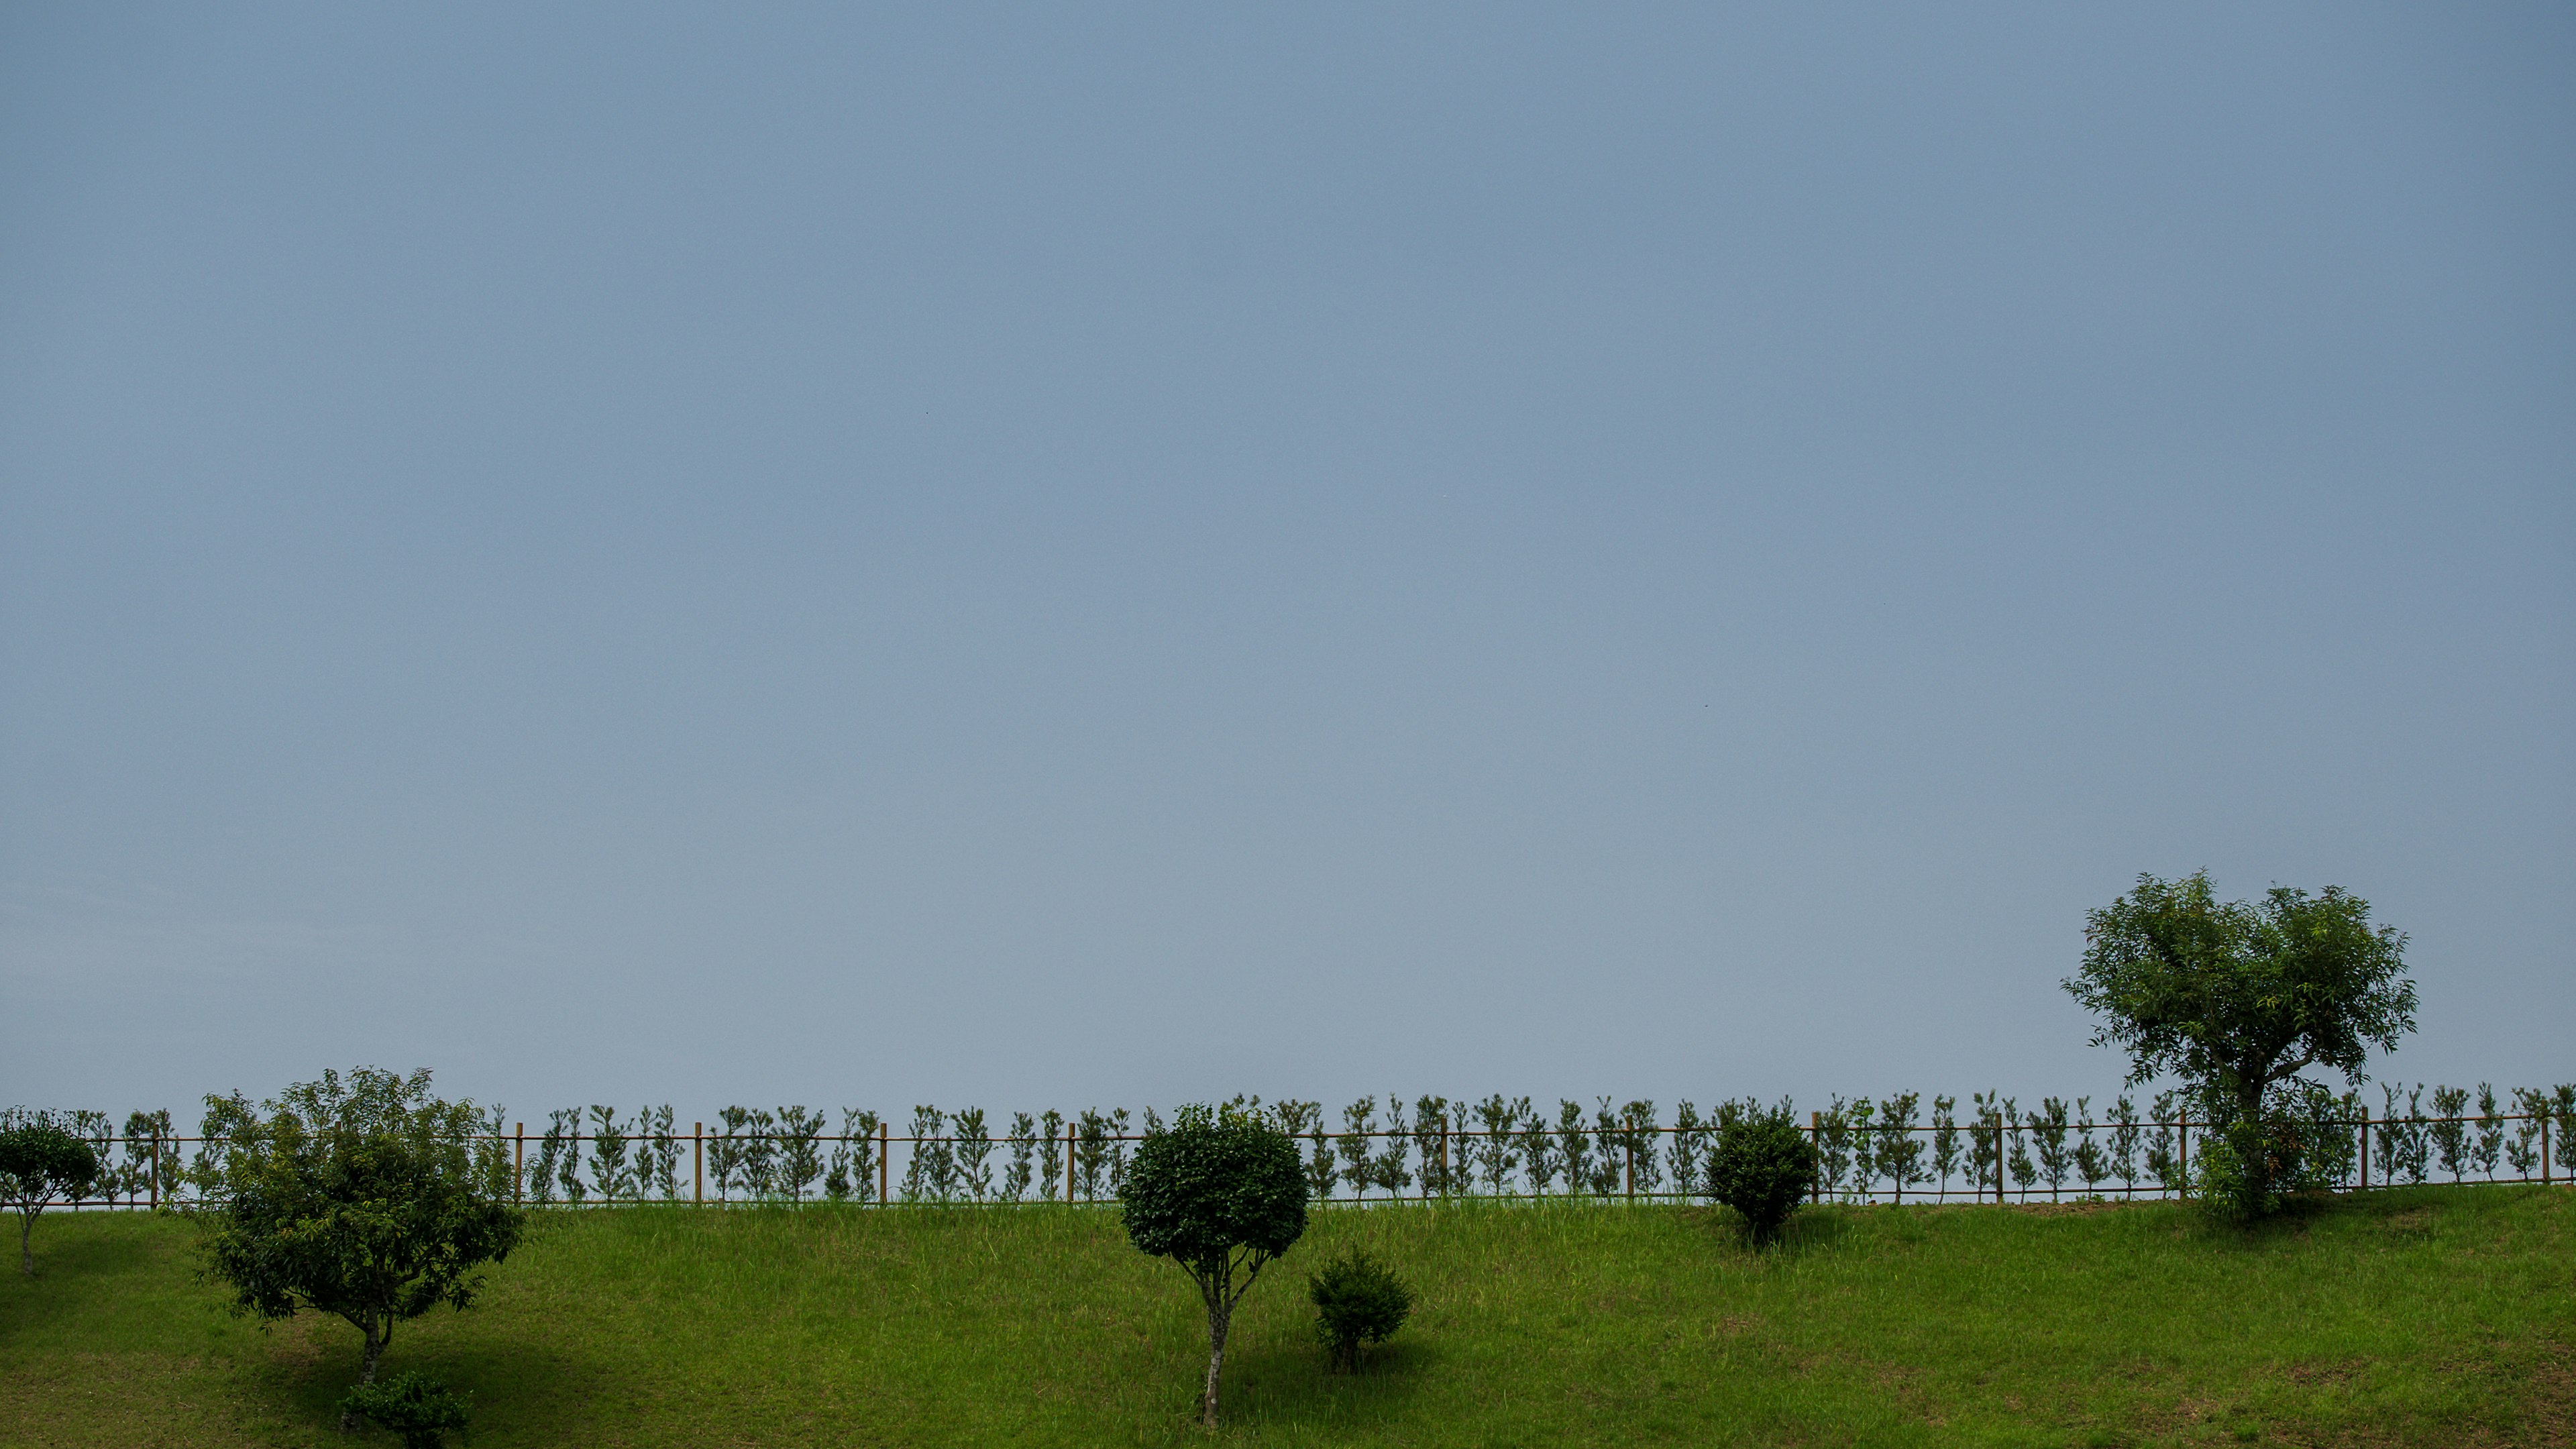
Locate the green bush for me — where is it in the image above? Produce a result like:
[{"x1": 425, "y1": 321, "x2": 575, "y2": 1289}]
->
[
  {"x1": 1307, "y1": 1248, "x2": 1414, "y2": 1372},
  {"x1": 1705, "y1": 1099, "x2": 1817, "y2": 1242},
  {"x1": 337, "y1": 1371, "x2": 472, "y2": 1448}
]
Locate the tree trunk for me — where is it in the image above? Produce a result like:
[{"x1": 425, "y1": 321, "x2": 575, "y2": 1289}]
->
[
  {"x1": 339, "y1": 1320, "x2": 386, "y2": 1432},
  {"x1": 1201, "y1": 1297, "x2": 1230, "y2": 1429},
  {"x1": 18, "y1": 1210, "x2": 32, "y2": 1275}
]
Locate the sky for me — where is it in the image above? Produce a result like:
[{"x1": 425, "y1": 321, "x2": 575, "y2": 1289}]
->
[{"x1": 3, "y1": 3, "x2": 2570, "y2": 1131}]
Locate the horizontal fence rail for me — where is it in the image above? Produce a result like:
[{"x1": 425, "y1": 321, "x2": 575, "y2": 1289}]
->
[{"x1": 21, "y1": 1089, "x2": 2576, "y2": 1212}]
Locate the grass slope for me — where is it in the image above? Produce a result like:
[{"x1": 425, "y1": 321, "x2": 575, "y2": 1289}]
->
[{"x1": 3, "y1": 1187, "x2": 2571, "y2": 1447}]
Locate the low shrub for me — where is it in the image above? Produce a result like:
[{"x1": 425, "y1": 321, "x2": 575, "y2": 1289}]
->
[
  {"x1": 1307, "y1": 1247, "x2": 1414, "y2": 1372},
  {"x1": 1705, "y1": 1099, "x2": 1817, "y2": 1242},
  {"x1": 337, "y1": 1371, "x2": 472, "y2": 1449}
]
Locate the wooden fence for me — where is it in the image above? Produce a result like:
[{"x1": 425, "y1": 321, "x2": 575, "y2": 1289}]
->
[{"x1": 44, "y1": 1107, "x2": 2571, "y2": 1211}]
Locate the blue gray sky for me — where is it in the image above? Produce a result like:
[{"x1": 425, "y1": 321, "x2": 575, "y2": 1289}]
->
[{"x1": 4, "y1": 4, "x2": 2569, "y2": 1128}]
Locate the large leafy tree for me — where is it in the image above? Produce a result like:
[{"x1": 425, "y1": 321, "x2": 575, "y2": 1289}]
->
[
  {"x1": 1118, "y1": 1102, "x2": 1307, "y2": 1428},
  {"x1": 2064, "y1": 871, "x2": 2415, "y2": 1214},
  {"x1": 197, "y1": 1067, "x2": 523, "y2": 1430},
  {"x1": 0, "y1": 1112, "x2": 103, "y2": 1275}
]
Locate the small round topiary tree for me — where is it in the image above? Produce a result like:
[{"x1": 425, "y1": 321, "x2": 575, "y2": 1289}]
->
[
  {"x1": 1307, "y1": 1247, "x2": 1413, "y2": 1373},
  {"x1": 1118, "y1": 1102, "x2": 1307, "y2": 1428},
  {"x1": 1705, "y1": 1099, "x2": 1817, "y2": 1244},
  {"x1": 0, "y1": 1114, "x2": 103, "y2": 1275}
]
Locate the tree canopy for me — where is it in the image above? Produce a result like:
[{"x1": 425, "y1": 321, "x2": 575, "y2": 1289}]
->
[
  {"x1": 2064, "y1": 871, "x2": 2415, "y2": 1213},
  {"x1": 1118, "y1": 1102, "x2": 1307, "y2": 1428},
  {"x1": 0, "y1": 1112, "x2": 102, "y2": 1275},
  {"x1": 197, "y1": 1067, "x2": 523, "y2": 1428}
]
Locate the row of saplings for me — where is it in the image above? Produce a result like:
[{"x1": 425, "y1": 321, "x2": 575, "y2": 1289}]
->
[{"x1": 0, "y1": 1071, "x2": 1817, "y2": 1439}]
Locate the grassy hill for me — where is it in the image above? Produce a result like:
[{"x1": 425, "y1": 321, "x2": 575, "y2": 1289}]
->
[{"x1": 4, "y1": 1185, "x2": 2569, "y2": 1447}]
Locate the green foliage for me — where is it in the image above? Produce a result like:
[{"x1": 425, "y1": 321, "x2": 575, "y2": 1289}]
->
[
  {"x1": 194, "y1": 1067, "x2": 523, "y2": 1421},
  {"x1": 1704, "y1": 1099, "x2": 1817, "y2": 1242},
  {"x1": 2066, "y1": 871, "x2": 2416, "y2": 1214},
  {"x1": 2195, "y1": 1082, "x2": 2361, "y2": 1221},
  {"x1": 1119, "y1": 1102, "x2": 1308, "y2": 1426},
  {"x1": 1306, "y1": 1247, "x2": 1414, "y2": 1373},
  {"x1": 0, "y1": 1111, "x2": 103, "y2": 1274},
  {"x1": 339, "y1": 1369, "x2": 473, "y2": 1448}
]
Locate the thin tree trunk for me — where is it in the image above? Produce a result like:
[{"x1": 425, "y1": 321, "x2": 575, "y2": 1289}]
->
[
  {"x1": 1201, "y1": 1297, "x2": 1230, "y2": 1429},
  {"x1": 19, "y1": 1210, "x2": 33, "y2": 1275},
  {"x1": 339, "y1": 1320, "x2": 386, "y2": 1432}
]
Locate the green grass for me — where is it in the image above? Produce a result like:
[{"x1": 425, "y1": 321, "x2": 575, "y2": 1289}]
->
[{"x1": 4, "y1": 1187, "x2": 2571, "y2": 1447}]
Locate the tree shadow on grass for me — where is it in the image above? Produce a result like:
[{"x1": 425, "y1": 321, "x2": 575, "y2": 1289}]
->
[
  {"x1": 233, "y1": 1326, "x2": 606, "y2": 1446},
  {"x1": 1673, "y1": 1203, "x2": 1858, "y2": 1260},
  {"x1": 1214, "y1": 1333, "x2": 1440, "y2": 1434},
  {"x1": 0, "y1": 1222, "x2": 162, "y2": 1344}
]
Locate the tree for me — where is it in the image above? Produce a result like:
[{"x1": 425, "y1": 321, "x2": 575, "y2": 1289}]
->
[
  {"x1": 2064, "y1": 871, "x2": 2416, "y2": 1218},
  {"x1": 1705, "y1": 1099, "x2": 1817, "y2": 1242},
  {"x1": 1307, "y1": 1248, "x2": 1414, "y2": 1372},
  {"x1": 1117, "y1": 1102, "x2": 1308, "y2": 1428},
  {"x1": 197, "y1": 1067, "x2": 524, "y2": 1431},
  {"x1": 0, "y1": 1112, "x2": 103, "y2": 1275}
]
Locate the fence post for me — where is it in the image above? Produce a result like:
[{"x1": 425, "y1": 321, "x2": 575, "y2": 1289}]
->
[
  {"x1": 1994, "y1": 1120, "x2": 2004, "y2": 1206},
  {"x1": 2178, "y1": 1113, "x2": 2190, "y2": 1200},
  {"x1": 2544, "y1": 1111, "x2": 2553, "y2": 1187},
  {"x1": 880, "y1": 1118, "x2": 892, "y2": 1204},
  {"x1": 1809, "y1": 1112, "x2": 1821, "y2": 1203},
  {"x1": 692, "y1": 1123, "x2": 702, "y2": 1205},
  {"x1": 514, "y1": 1124, "x2": 525, "y2": 1206},
  {"x1": 2357, "y1": 1104, "x2": 2368, "y2": 1190},
  {"x1": 1064, "y1": 1124, "x2": 1075, "y2": 1203},
  {"x1": 149, "y1": 1128, "x2": 160, "y2": 1212}
]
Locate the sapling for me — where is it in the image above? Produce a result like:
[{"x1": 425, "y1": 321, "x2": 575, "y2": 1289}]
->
[
  {"x1": 775, "y1": 1106, "x2": 826, "y2": 1202},
  {"x1": 2145, "y1": 1091, "x2": 2180, "y2": 1195},
  {"x1": 1411, "y1": 1097, "x2": 1454, "y2": 1198},
  {"x1": 1371, "y1": 1099, "x2": 1413, "y2": 1199},
  {"x1": 710, "y1": 1108, "x2": 748, "y2": 1203},
  {"x1": 1556, "y1": 1101, "x2": 1592, "y2": 1198},
  {"x1": 740, "y1": 1108, "x2": 780, "y2": 1199},
  {"x1": 1876, "y1": 1093, "x2": 1923, "y2": 1203},
  {"x1": 122, "y1": 1110, "x2": 179, "y2": 1208},
  {"x1": 1930, "y1": 1096, "x2": 1960, "y2": 1199},
  {"x1": 550, "y1": 1107, "x2": 588, "y2": 1205},
  {"x1": 942, "y1": 1108, "x2": 989, "y2": 1201},
  {"x1": 2429, "y1": 1086, "x2": 2470, "y2": 1182},
  {"x1": 904, "y1": 1106, "x2": 951, "y2": 1201},
  {"x1": 2072, "y1": 1097, "x2": 2106, "y2": 1198},
  {"x1": 1843, "y1": 1098, "x2": 1876, "y2": 1203},
  {"x1": 1668, "y1": 1101, "x2": 1708, "y2": 1197},
  {"x1": 645, "y1": 1106, "x2": 680, "y2": 1199},
  {"x1": 588, "y1": 1106, "x2": 632, "y2": 1202},
  {"x1": 2381, "y1": 1085, "x2": 2428, "y2": 1185},
  {"x1": 1616, "y1": 1101, "x2": 1662, "y2": 1196},
  {"x1": 2108, "y1": 1095, "x2": 2140, "y2": 1195},
  {"x1": 2003, "y1": 1099, "x2": 2036, "y2": 1201},
  {"x1": 1475, "y1": 1094, "x2": 1526, "y2": 1195},
  {"x1": 1108, "y1": 1109, "x2": 1134, "y2": 1194},
  {"x1": 1968, "y1": 1093, "x2": 2002, "y2": 1199},
  {"x1": 1813, "y1": 1098, "x2": 1851, "y2": 1201},
  {"x1": 1337, "y1": 1098, "x2": 1377, "y2": 1201},
  {"x1": 2034, "y1": 1097, "x2": 2072, "y2": 1201},
  {"x1": 1074, "y1": 1109, "x2": 1114, "y2": 1202},
  {"x1": 1037, "y1": 1110, "x2": 1064, "y2": 1201},
  {"x1": 2503, "y1": 1088, "x2": 2540, "y2": 1179},
  {"x1": 2473, "y1": 1085, "x2": 2502, "y2": 1180},
  {"x1": 1521, "y1": 1106, "x2": 1560, "y2": 1195},
  {"x1": 1003, "y1": 1112, "x2": 1036, "y2": 1201}
]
